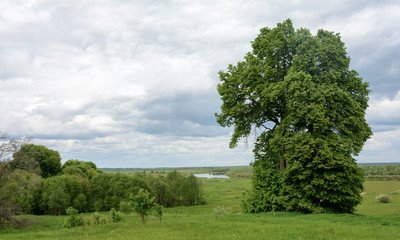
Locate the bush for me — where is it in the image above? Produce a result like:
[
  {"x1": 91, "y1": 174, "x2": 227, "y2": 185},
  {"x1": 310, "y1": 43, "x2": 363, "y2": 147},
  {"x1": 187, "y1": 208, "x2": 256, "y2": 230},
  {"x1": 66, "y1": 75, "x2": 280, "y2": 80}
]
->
[
  {"x1": 64, "y1": 207, "x2": 83, "y2": 228},
  {"x1": 89, "y1": 212, "x2": 106, "y2": 225},
  {"x1": 376, "y1": 194, "x2": 391, "y2": 203},
  {"x1": 110, "y1": 208, "x2": 123, "y2": 222}
]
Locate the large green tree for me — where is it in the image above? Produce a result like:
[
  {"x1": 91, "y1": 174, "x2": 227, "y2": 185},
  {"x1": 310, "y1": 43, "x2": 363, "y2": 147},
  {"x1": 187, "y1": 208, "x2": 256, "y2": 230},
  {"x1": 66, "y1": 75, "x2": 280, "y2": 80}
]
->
[{"x1": 216, "y1": 19, "x2": 372, "y2": 213}]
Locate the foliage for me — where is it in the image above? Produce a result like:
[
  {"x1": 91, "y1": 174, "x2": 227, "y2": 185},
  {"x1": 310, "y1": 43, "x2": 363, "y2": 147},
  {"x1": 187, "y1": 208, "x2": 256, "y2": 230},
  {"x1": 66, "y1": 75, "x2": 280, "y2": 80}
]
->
[
  {"x1": 216, "y1": 19, "x2": 371, "y2": 213},
  {"x1": 153, "y1": 203, "x2": 163, "y2": 222},
  {"x1": 62, "y1": 165, "x2": 86, "y2": 178},
  {"x1": 9, "y1": 150, "x2": 41, "y2": 175},
  {"x1": 90, "y1": 172, "x2": 152, "y2": 211},
  {"x1": 150, "y1": 177, "x2": 174, "y2": 207},
  {"x1": 88, "y1": 171, "x2": 202, "y2": 212},
  {"x1": 376, "y1": 194, "x2": 391, "y2": 203},
  {"x1": 361, "y1": 164, "x2": 400, "y2": 176},
  {"x1": 62, "y1": 159, "x2": 100, "y2": 179},
  {"x1": 110, "y1": 208, "x2": 123, "y2": 222},
  {"x1": 181, "y1": 174, "x2": 202, "y2": 206},
  {"x1": 73, "y1": 193, "x2": 88, "y2": 213},
  {"x1": 119, "y1": 201, "x2": 132, "y2": 215},
  {"x1": 130, "y1": 189, "x2": 156, "y2": 223},
  {"x1": 163, "y1": 171, "x2": 203, "y2": 206},
  {"x1": 90, "y1": 173, "x2": 113, "y2": 211},
  {"x1": 364, "y1": 175, "x2": 400, "y2": 181},
  {"x1": 2, "y1": 142, "x2": 203, "y2": 221},
  {"x1": 41, "y1": 175, "x2": 90, "y2": 215},
  {"x1": 48, "y1": 187, "x2": 69, "y2": 216},
  {"x1": 64, "y1": 207, "x2": 83, "y2": 228},
  {"x1": 89, "y1": 212, "x2": 106, "y2": 225},
  {"x1": 1, "y1": 169, "x2": 41, "y2": 214},
  {"x1": 0, "y1": 133, "x2": 31, "y2": 228},
  {"x1": 12, "y1": 144, "x2": 62, "y2": 178}
]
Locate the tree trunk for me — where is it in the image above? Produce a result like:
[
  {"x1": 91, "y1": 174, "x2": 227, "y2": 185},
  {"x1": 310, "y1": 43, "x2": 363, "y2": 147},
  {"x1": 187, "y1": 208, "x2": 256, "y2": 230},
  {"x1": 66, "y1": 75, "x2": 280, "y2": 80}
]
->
[{"x1": 279, "y1": 153, "x2": 285, "y2": 172}]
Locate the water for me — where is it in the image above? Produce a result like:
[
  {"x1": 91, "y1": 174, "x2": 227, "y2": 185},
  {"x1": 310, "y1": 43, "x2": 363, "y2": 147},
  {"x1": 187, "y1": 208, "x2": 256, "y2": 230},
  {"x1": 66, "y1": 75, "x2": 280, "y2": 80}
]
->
[{"x1": 193, "y1": 173, "x2": 229, "y2": 179}]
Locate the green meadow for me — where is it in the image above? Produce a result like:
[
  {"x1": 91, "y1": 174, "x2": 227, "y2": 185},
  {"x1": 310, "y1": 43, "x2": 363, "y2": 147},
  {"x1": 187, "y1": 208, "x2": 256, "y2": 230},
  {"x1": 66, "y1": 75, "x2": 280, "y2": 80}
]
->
[{"x1": 1, "y1": 176, "x2": 400, "y2": 240}]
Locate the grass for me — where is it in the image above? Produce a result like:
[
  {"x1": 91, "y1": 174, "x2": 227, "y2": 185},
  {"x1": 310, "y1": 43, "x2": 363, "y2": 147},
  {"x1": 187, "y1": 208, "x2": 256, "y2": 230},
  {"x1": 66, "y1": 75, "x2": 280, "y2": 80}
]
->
[
  {"x1": 1, "y1": 179, "x2": 400, "y2": 239},
  {"x1": 356, "y1": 181, "x2": 400, "y2": 215}
]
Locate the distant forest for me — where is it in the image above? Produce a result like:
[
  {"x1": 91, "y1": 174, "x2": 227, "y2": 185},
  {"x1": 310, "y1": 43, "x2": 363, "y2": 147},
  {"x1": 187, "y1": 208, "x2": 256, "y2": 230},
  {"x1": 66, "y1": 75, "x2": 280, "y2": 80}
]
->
[
  {"x1": 101, "y1": 163, "x2": 400, "y2": 180},
  {"x1": 360, "y1": 163, "x2": 400, "y2": 180}
]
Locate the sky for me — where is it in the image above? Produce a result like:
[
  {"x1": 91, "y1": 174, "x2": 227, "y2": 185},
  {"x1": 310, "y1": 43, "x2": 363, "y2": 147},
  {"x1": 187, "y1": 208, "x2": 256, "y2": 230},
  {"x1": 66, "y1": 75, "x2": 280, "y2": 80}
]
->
[{"x1": 1, "y1": 0, "x2": 399, "y2": 168}]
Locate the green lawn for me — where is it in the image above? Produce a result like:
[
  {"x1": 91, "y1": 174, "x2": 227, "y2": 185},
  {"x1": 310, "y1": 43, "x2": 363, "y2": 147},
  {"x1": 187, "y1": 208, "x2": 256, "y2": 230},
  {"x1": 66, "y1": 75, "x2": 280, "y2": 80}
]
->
[
  {"x1": 1, "y1": 179, "x2": 400, "y2": 240},
  {"x1": 356, "y1": 181, "x2": 400, "y2": 215}
]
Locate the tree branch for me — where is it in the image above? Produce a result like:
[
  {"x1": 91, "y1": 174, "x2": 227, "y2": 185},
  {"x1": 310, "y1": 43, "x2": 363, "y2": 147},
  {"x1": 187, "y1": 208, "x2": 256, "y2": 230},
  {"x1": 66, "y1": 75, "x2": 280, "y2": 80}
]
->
[{"x1": 261, "y1": 124, "x2": 272, "y2": 130}]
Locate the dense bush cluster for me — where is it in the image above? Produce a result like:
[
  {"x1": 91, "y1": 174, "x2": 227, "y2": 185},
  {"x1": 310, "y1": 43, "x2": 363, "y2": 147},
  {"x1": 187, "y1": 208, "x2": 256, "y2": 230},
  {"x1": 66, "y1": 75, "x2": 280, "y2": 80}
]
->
[
  {"x1": 0, "y1": 143, "x2": 203, "y2": 228},
  {"x1": 24, "y1": 166, "x2": 202, "y2": 216}
]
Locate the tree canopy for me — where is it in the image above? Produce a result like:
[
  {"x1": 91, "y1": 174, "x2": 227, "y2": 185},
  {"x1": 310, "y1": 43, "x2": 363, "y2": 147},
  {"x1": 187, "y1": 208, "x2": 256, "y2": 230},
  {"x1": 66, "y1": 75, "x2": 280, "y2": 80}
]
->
[
  {"x1": 216, "y1": 19, "x2": 372, "y2": 213},
  {"x1": 12, "y1": 144, "x2": 62, "y2": 178}
]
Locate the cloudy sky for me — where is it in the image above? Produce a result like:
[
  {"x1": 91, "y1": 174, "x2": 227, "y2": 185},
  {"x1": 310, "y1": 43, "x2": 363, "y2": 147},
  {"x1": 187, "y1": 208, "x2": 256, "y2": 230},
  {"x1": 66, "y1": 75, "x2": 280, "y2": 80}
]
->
[{"x1": 1, "y1": 0, "x2": 399, "y2": 168}]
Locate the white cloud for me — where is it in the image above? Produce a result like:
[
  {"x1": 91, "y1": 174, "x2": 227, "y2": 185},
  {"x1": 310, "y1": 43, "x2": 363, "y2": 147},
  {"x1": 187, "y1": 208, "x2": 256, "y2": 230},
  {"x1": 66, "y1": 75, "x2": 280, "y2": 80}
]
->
[
  {"x1": 367, "y1": 91, "x2": 400, "y2": 127},
  {"x1": 357, "y1": 90, "x2": 400, "y2": 163},
  {"x1": 357, "y1": 127, "x2": 400, "y2": 163},
  {"x1": 34, "y1": 133, "x2": 253, "y2": 168}
]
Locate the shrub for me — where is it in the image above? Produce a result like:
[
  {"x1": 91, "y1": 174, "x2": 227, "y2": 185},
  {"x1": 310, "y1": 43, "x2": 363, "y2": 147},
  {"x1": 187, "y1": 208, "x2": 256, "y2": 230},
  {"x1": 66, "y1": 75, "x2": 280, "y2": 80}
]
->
[
  {"x1": 376, "y1": 194, "x2": 391, "y2": 203},
  {"x1": 110, "y1": 208, "x2": 123, "y2": 222},
  {"x1": 64, "y1": 207, "x2": 83, "y2": 228},
  {"x1": 90, "y1": 212, "x2": 106, "y2": 225}
]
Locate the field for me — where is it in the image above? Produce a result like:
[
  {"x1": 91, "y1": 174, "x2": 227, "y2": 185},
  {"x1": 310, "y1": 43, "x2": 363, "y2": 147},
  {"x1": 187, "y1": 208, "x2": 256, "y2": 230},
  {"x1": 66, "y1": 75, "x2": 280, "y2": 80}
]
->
[{"x1": 1, "y1": 177, "x2": 400, "y2": 239}]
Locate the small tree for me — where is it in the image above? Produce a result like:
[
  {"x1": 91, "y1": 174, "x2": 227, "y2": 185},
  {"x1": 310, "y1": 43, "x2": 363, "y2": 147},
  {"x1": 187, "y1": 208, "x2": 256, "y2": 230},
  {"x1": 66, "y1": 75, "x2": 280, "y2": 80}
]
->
[
  {"x1": 130, "y1": 189, "x2": 155, "y2": 223},
  {"x1": 64, "y1": 207, "x2": 83, "y2": 228},
  {"x1": 110, "y1": 208, "x2": 123, "y2": 222}
]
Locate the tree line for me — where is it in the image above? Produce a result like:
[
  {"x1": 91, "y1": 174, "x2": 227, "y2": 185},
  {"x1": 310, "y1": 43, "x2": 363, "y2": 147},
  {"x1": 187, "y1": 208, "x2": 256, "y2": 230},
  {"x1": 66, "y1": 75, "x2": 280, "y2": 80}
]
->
[
  {"x1": 360, "y1": 164, "x2": 400, "y2": 180},
  {"x1": 0, "y1": 136, "x2": 203, "y2": 228},
  {"x1": 360, "y1": 164, "x2": 400, "y2": 176}
]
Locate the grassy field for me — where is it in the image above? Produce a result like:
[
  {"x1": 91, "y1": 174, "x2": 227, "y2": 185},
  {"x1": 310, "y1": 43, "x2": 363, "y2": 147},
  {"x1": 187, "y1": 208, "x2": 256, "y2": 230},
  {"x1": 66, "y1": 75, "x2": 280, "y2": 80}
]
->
[{"x1": 1, "y1": 178, "x2": 400, "y2": 240}]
